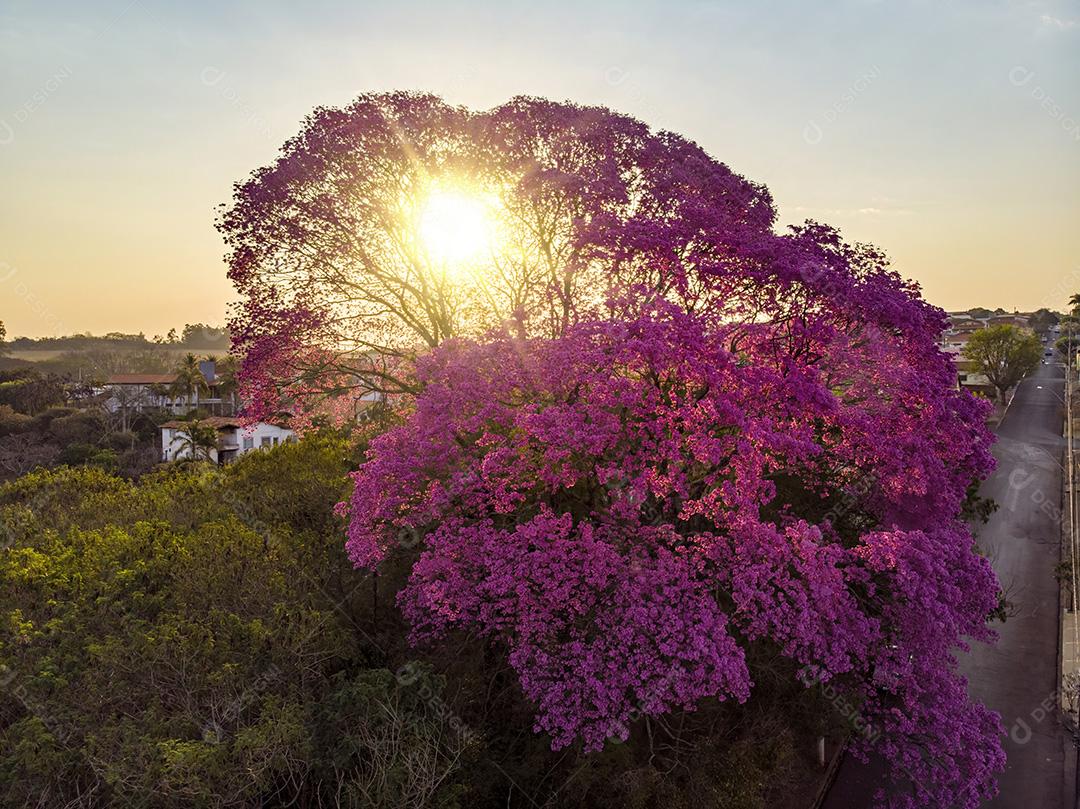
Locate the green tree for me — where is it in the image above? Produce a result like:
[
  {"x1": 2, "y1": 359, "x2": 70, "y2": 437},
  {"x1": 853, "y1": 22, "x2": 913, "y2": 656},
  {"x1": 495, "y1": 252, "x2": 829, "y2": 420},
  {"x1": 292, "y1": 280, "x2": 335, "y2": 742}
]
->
[
  {"x1": 1056, "y1": 318, "x2": 1079, "y2": 365},
  {"x1": 169, "y1": 419, "x2": 219, "y2": 462},
  {"x1": 0, "y1": 369, "x2": 65, "y2": 415},
  {"x1": 216, "y1": 356, "x2": 237, "y2": 402},
  {"x1": 1029, "y1": 308, "x2": 1060, "y2": 335},
  {"x1": 171, "y1": 353, "x2": 208, "y2": 410},
  {"x1": 963, "y1": 324, "x2": 1042, "y2": 403},
  {"x1": 181, "y1": 324, "x2": 229, "y2": 349}
]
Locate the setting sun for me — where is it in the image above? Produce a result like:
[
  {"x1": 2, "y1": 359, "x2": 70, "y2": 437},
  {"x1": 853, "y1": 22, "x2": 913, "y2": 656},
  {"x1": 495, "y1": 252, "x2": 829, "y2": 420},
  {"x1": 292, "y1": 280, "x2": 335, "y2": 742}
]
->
[{"x1": 418, "y1": 187, "x2": 496, "y2": 267}]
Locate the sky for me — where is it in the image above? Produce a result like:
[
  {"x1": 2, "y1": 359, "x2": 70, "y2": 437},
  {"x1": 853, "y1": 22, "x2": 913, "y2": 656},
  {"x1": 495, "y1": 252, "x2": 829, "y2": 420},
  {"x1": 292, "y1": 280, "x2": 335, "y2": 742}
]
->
[{"x1": 1, "y1": 0, "x2": 1078, "y2": 338}]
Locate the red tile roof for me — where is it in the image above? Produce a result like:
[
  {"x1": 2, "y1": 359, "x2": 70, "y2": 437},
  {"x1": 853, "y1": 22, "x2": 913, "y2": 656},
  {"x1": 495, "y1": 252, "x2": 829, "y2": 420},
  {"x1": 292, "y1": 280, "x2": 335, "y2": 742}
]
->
[{"x1": 160, "y1": 417, "x2": 243, "y2": 430}]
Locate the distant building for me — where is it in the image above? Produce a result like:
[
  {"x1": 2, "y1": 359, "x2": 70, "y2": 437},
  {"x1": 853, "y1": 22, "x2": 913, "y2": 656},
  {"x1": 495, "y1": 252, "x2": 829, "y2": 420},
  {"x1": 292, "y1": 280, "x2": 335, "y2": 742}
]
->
[
  {"x1": 946, "y1": 312, "x2": 1033, "y2": 333},
  {"x1": 942, "y1": 316, "x2": 987, "y2": 394},
  {"x1": 987, "y1": 314, "x2": 1032, "y2": 330},
  {"x1": 100, "y1": 373, "x2": 181, "y2": 412},
  {"x1": 940, "y1": 330, "x2": 975, "y2": 353},
  {"x1": 160, "y1": 417, "x2": 296, "y2": 464},
  {"x1": 101, "y1": 360, "x2": 235, "y2": 417},
  {"x1": 941, "y1": 311, "x2": 1038, "y2": 397}
]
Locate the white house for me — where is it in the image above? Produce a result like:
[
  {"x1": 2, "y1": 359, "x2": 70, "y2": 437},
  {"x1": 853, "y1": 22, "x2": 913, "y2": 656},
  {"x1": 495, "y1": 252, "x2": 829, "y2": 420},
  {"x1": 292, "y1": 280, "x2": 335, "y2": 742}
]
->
[{"x1": 160, "y1": 417, "x2": 296, "y2": 464}]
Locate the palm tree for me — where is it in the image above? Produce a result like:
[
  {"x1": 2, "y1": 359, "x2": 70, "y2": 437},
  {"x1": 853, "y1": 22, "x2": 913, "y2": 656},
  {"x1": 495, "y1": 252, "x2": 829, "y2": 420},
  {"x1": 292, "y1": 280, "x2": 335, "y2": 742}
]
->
[
  {"x1": 170, "y1": 419, "x2": 218, "y2": 462},
  {"x1": 171, "y1": 353, "x2": 208, "y2": 412},
  {"x1": 213, "y1": 355, "x2": 240, "y2": 415},
  {"x1": 1061, "y1": 316, "x2": 1080, "y2": 360}
]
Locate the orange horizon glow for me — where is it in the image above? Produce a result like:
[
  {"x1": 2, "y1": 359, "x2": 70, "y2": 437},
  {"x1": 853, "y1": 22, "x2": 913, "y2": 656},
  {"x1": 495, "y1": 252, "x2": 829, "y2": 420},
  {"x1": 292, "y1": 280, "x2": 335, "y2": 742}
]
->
[{"x1": 0, "y1": 1, "x2": 1076, "y2": 339}]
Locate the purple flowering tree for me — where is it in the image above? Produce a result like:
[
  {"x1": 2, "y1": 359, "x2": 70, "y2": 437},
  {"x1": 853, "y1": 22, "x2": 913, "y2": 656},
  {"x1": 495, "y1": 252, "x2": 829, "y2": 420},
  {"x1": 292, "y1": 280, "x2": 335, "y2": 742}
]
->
[{"x1": 222, "y1": 92, "x2": 1005, "y2": 808}]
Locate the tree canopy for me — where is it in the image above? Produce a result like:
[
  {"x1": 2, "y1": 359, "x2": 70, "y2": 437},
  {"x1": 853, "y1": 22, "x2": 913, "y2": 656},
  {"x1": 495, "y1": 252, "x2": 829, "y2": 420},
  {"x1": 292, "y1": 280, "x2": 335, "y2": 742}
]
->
[
  {"x1": 963, "y1": 324, "x2": 1041, "y2": 402},
  {"x1": 224, "y1": 92, "x2": 1005, "y2": 808}
]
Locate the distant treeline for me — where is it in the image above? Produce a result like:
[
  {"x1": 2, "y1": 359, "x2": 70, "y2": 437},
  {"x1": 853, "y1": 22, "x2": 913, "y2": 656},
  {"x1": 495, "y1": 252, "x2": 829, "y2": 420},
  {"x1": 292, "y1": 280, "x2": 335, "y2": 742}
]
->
[{"x1": 6, "y1": 323, "x2": 230, "y2": 352}]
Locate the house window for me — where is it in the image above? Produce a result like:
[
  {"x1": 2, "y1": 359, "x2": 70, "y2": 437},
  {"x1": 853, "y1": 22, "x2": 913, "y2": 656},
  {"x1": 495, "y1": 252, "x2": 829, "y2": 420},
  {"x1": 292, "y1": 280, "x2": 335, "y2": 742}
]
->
[
  {"x1": 242, "y1": 437, "x2": 254, "y2": 450},
  {"x1": 260, "y1": 437, "x2": 272, "y2": 448}
]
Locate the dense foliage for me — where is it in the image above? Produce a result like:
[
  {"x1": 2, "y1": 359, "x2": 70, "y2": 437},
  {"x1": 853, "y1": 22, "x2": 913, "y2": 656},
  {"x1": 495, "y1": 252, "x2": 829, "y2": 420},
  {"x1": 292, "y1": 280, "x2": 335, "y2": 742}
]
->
[
  {"x1": 0, "y1": 438, "x2": 466, "y2": 808},
  {"x1": 0, "y1": 437, "x2": 836, "y2": 808},
  {"x1": 224, "y1": 93, "x2": 1005, "y2": 807},
  {"x1": 0, "y1": 375, "x2": 155, "y2": 482},
  {"x1": 962, "y1": 324, "x2": 1042, "y2": 403},
  {"x1": 0, "y1": 366, "x2": 149, "y2": 480},
  {"x1": 0, "y1": 368, "x2": 66, "y2": 416}
]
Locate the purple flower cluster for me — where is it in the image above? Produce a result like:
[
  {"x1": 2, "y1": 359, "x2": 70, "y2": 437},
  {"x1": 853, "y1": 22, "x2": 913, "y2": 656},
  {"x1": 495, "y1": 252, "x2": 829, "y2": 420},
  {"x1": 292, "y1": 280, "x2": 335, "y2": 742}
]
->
[{"x1": 348, "y1": 292, "x2": 1001, "y2": 806}]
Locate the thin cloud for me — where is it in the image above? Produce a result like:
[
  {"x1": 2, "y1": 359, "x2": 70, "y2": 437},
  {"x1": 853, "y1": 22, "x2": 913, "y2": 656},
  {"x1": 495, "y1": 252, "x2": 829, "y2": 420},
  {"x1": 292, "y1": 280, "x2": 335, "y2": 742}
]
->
[
  {"x1": 1040, "y1": 13, "x2": 1078, "y2": 29},
  {"x1": 789, "y1": 205, "x2": 914, "y2": 217}
]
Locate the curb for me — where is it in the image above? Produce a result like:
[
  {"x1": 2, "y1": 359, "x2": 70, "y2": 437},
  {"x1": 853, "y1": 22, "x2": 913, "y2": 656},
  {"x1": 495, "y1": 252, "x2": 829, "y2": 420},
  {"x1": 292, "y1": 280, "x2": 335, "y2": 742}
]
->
[
  {"x1": 1060, "y1": 380, "x2": 1079, "y2": 809},
  {"x1": 999, "y1": 382, "x2": 1021, "y2": 425},
  {"x1": 809, "y1": 738, "x2": 848, "y2": 809}
]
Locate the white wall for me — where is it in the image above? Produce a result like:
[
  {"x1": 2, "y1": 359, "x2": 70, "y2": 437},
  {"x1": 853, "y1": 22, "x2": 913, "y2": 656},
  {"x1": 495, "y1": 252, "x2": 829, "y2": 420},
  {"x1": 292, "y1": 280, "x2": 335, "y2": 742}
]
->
[
  {"x1": 161, "y1": 423, "x2": 296, "y2": 463},
  {"x1": 235, "y1": 423, "x2": 296, "y2": 453}
]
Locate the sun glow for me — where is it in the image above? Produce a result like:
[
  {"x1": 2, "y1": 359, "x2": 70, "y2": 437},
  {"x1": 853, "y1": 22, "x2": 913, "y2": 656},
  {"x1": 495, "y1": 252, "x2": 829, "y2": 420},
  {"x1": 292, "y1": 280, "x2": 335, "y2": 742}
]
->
[{"x1": 418, "y1": 187, "x2": 497, "y2": 267}]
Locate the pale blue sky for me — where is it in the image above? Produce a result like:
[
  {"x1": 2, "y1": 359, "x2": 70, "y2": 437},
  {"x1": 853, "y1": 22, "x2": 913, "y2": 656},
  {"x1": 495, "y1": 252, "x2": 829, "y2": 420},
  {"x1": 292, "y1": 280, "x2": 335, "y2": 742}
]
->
[{"x1": 1, "y1": 0, "x2": 1078, "y2": 337}]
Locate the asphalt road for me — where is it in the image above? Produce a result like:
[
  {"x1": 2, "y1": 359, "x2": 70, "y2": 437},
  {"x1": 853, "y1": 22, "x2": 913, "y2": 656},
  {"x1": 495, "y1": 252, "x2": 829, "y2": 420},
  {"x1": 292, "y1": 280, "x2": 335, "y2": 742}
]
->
[{"x1": 823, "y1": 361, "x2": 1076, "y2": 808}]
